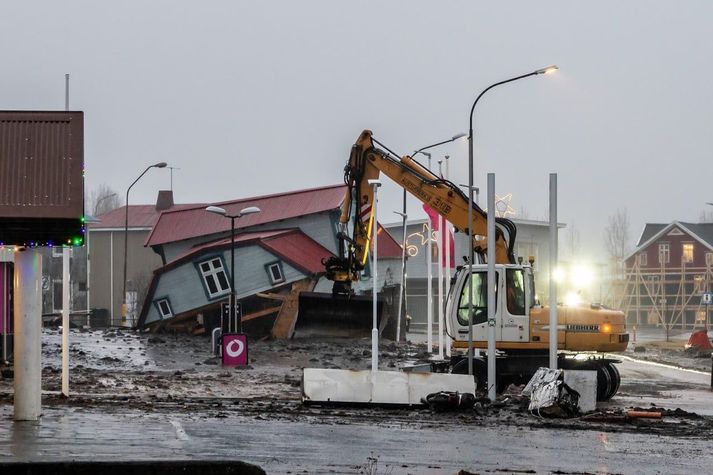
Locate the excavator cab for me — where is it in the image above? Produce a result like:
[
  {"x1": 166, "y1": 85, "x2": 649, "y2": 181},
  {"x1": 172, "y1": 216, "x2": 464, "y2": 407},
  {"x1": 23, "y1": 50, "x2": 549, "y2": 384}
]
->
[{"x1": 448, "y1": 264, "x2": 536, "y2": 344}]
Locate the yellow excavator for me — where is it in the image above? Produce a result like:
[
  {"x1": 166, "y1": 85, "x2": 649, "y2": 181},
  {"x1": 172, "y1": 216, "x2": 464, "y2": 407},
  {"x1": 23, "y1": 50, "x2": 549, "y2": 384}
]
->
[{"x1": 300, "y1": 130, "x2": 629, "y2": 400}]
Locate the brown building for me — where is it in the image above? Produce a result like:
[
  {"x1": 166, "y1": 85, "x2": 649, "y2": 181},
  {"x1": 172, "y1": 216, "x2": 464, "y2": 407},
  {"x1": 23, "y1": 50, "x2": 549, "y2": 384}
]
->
[
  {"x1": 88, "y1": 191, "x2": 202, "y2": 326},
  {"x1": 620, "y1": 221, "x2": 713, "y2": 330}
]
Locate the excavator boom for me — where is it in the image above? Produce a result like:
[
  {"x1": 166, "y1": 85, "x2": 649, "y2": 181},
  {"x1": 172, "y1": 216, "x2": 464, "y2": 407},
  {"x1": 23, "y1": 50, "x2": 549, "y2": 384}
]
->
[{"x1": 327, "y1": 129, "x2": 515, "y2": 296}]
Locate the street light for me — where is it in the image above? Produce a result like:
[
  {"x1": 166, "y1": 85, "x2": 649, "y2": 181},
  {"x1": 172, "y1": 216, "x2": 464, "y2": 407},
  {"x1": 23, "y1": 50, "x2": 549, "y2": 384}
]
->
[
  {"x1": 122, "y1": 162, "x2": 167, "y2": 326},
  {"x1": 94, "y1": 193, "x2": 117, "y2": 216},
  {"x1": 466, "y1": 66, "x2": 558, "y2": 381},
  {"x1": 205, "y1": 205, "x2": 261, "y2": 333}
]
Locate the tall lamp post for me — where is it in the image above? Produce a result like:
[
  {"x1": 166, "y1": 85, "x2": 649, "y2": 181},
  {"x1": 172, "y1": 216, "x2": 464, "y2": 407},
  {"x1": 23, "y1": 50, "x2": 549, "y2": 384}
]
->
[
  {"x1": 205, "y1": 205, "x2": 261, "y2": 332},
  {"x1": 122, "y1": 162, "x2": 167, "y2": 326},
  {"x1": 466, "y1": 65, "x2": 558, "y2": 381}
]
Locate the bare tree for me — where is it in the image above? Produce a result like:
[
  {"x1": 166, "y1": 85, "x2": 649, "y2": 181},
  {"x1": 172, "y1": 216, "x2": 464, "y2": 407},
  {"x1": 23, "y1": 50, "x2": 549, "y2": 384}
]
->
[
  {"x1": 603, "y1": 208, "x2": 631, "y2": 274},
  {"x1": 88, "y1": 184, "x2": 122, "y2": 216}
]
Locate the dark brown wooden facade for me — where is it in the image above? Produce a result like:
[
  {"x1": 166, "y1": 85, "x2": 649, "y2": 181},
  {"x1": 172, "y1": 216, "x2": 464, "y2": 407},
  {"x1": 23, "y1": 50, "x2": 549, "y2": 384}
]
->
[{"x1": 619, "y1": 222, "x2": 713, "y2": 330}]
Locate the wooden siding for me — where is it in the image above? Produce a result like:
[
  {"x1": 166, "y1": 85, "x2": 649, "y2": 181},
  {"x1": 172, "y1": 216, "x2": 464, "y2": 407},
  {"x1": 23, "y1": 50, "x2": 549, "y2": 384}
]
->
[
  {"x1": 89, "y1": 229, "x2": 163, "y2": 323},
  {"x1": 144, "y1": 244, "x2": 306, "y2": 325},
  {"x1": 626, "y1": 225, "x2": 713, "y2": 270}
]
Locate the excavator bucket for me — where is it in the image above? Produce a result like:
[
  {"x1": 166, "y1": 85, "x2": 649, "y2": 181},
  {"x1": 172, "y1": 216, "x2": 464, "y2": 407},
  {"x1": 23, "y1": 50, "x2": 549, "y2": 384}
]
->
[{"x1": 296, "y1": 291, "x2": 383, "y2": 338}]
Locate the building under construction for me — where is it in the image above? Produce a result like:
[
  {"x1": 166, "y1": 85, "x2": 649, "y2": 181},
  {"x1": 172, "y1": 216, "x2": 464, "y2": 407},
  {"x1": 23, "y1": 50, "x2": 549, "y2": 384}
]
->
[{"x1": 618, "y1": 221, "x2": 713, "y2": 332}]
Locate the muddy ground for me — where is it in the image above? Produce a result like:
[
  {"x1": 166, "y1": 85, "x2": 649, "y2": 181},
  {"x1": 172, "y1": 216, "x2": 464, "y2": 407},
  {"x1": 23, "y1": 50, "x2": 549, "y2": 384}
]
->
[{"x1": 1, "y1": 328, "x2": 712, "y2": 440}]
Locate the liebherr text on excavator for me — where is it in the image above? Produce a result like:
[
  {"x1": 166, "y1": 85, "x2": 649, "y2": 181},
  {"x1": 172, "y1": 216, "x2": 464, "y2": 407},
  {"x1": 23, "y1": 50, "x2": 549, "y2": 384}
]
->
[{"x1": 300, "y1": 130, "x2": 629, "y2": 400}]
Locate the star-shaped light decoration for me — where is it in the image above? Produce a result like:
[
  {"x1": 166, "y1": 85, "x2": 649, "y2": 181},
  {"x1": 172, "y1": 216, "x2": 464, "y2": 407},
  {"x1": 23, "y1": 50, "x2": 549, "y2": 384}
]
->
[{"x1": 483, "y1": 193, "x2": 516, "y2": 218}]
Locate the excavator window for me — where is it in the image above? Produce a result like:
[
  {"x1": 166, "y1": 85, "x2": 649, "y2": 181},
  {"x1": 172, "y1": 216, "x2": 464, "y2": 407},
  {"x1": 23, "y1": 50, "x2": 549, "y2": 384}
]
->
[
  {"x1": 506, "y1": 269, "x2": 526, "y2": 316},
  {"x1": 457, "y1": 272, "x2": 497, "y2": 326}
]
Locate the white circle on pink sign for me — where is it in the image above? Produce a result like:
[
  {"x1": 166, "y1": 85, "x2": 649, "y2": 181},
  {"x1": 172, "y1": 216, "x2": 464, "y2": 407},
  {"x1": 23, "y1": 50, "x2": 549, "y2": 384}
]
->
[{"x1": 225, "y1": 339, "x2": 244, "y2": 358}]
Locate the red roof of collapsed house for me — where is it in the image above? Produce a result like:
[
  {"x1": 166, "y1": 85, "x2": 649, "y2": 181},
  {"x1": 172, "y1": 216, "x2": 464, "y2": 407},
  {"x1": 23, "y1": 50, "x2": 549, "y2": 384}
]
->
[
  {"x1": 167, "y1": 229, "x2": 333, "y2": 275},
  {"x1": 145, "y1": 184, "x2": 347, "y2": 247}
]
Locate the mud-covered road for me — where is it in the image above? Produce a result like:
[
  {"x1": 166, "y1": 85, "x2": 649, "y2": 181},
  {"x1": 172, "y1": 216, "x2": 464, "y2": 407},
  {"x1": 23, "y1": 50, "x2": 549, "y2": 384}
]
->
[{"x1": 1, "y1": 328, "x2": 713, "y2": 473}]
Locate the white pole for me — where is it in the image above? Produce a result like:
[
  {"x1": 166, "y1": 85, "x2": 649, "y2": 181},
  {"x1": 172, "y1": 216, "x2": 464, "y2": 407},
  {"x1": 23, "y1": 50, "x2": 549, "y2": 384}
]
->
[
  {"x1": 110, "y1": 232, "x2": 114, "y2": 326},
  {"x1": 487, "y1": 173, "x2": 497, "y2": 402},
  {"x1": 426, "y1": 221, "x2": 433, "y2": 353},
  {"x1": 13, "y1": 249, "x2": 42, "y2": 421},
  {"x1": 61, "y1": 247, "x2": 70, "y2": 396},
  {"x1": 437, "y1": 160, "x2": 444, "y2": 359},
  {"x1": 2, "y1": 264, "x2": 7, "y2": 363},
  {"x1": 549, "y1": 173, "x2": 558, "y2": 369},
  {"x1": 369, "y1": 180, "x2": 382, "y2": 374},
  {"x1": 444, "y1": 155, "x2": 452, "y2": 358},
  {"x1": 394, "y1": 207, "x2": 407, "y2": 343},
  {"x1": 61, "y1": 73, "x2": 71, "y2": 396}
]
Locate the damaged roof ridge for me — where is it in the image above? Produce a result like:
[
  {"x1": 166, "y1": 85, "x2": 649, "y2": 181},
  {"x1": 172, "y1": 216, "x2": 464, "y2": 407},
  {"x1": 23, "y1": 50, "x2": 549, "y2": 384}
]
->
[
  {"x1": 153, "y1": 183, "x2": 346, "y2": 217},
  {"x1": 145, "y1": 184, "x2": 348, "y2": 247}
]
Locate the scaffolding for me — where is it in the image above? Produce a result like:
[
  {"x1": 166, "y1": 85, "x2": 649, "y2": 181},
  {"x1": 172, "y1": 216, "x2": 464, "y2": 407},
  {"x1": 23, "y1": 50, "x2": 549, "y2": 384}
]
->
[{"x1": 616, "y1": 258, "x2": 713, "y2": 334}]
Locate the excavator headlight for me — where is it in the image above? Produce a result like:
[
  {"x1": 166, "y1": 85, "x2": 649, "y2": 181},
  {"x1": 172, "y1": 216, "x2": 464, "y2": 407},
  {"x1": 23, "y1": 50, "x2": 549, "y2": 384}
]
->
[{"x1": 600, "y1": 323, "x2": 612, "y2": 334}]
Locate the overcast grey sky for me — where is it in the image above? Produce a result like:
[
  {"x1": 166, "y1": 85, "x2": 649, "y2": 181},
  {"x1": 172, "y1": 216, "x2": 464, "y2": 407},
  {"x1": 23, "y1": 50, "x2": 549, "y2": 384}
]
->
[{"x1": 1, "y1": 1, "x2": 712, "y2": 262}]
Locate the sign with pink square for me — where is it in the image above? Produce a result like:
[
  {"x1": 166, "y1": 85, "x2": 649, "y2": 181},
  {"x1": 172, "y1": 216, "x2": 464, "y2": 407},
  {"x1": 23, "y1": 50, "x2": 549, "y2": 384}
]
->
[{"x1": 222, "y1": 333, "x2": 248, "y2": 366}]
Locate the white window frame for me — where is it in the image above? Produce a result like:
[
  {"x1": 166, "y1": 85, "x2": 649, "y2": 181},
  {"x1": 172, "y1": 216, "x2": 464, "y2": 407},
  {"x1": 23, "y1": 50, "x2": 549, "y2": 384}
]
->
[
  {"x1": 52, "y1": 246, "x2": 64, "y2": 258},
  {"x1": 706, "y1": 252, "x2": 713, "y2": 266},
  {"x1": 155, "y1": 298, "x2": 173, "y2": 319},
  {"x1": 638, "y1": 253, "x2": 647, "y2": 266},
  {"x1": 198, "y1": 257, "x2": 231, "y2": 299},
  {"x1": 266, "y1": 262, "x2": 285, "y2": 285},
  {"x1": 658, "y1": 243, "x2": 670, "y2": 265},
  {"x1": 682, "y1": 242, "x2": 694, "y2": 264}
]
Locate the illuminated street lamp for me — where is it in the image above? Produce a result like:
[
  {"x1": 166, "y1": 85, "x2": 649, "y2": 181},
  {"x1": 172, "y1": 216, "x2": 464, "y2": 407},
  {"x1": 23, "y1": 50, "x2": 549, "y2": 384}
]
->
[
  {"x1": 205, "y1": 205, "x2": 261, "y2": 332},
  {"x1": 122, "y1": 162, "x2": 167, "y2": 326},
  {"x1": 466, "y1": 66, "x2": 558, "y2": 382}
]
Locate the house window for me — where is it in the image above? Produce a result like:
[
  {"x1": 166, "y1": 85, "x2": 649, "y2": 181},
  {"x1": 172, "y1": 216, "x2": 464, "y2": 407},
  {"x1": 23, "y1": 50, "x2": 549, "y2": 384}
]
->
[
  {"x1": 198, "y1": 257, "x2": 231, "y2": 298},
  {"x1": 266, "y1": 262, "x2": 285, "y2": 285},
  {"x1": 658, "y1": 243, "x2": 670, "y2": 265},
  {"x1": 638, "y1": 253, "x2": 647, "y2": 266},
  {"x1": 682, "y1": 243, "x2": 694, "y2": 264},
  {"x1": 706, "y1": 252, "x2": 713, "y2": 266},
  {"x1": 155, "y1": 298, "x2": 173, "y2": 319}
]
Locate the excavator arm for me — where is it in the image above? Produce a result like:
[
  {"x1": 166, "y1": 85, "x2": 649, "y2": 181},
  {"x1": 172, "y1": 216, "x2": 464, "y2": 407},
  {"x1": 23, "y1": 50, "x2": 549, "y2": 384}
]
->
[{"x1": 325, "y1": 129, "x2": 516, "y2": 296}]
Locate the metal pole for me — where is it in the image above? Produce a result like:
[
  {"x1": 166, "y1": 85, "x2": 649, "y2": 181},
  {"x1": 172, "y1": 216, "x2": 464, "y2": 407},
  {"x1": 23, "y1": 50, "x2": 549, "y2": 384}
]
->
[
  {"x1": 123, "y1": 164, "x2": 165, "y2": 326},
  {"x1": 437, "y1": 160, "x2": 444, "y2": 359},
  {"x1": 426, "y1": 153, "x2": 433, "y2": 353},
  {"x1": 466, "y1": 67, "x2": 555, "y2": 375},
  {"x1": 467, "y1": 132, "x2": 475, "y2": 377},
  {"x1": 64, "y1": 73, "x2": 69, "y2": 111},
  {"x1": 426, "y1": 219, "x2": 433, "y2": 353},
  {"x1": 61, "y1": 247, "x2": 70, "y2": 396},
  {"x1": 371, "y1": 181, "x2": 381, "y2": 373},
  {"x1": 444, "y1": 155, "x2": 452, "y2": 358},
  {"x1": 110, "y1": 232, "x2": 114, "y2": 326},
  {"x1": 395, "y1": 200, "x2": 407, "y2": 342},
  {"x1": 2, "y1": 264, "x2": 7, "y2": 363},
  {"x1": 231, "y1": 216, "x2": 238, "y2": 333},
  {"x1": 14, "y1": 249, "x2": 42, "y2": 421},
  {"x1": 86, "y1": 229, "x2": 91, "y2": 328},
  {"x1": 487, "y1": 173, "x2": 497, "y2": 401},
  {"x1": 62, "y1": 73, "x2": 70, "y2": 394},
  {"x1": 549, "y1": 173, "x2": 558, "y2": 369}
]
